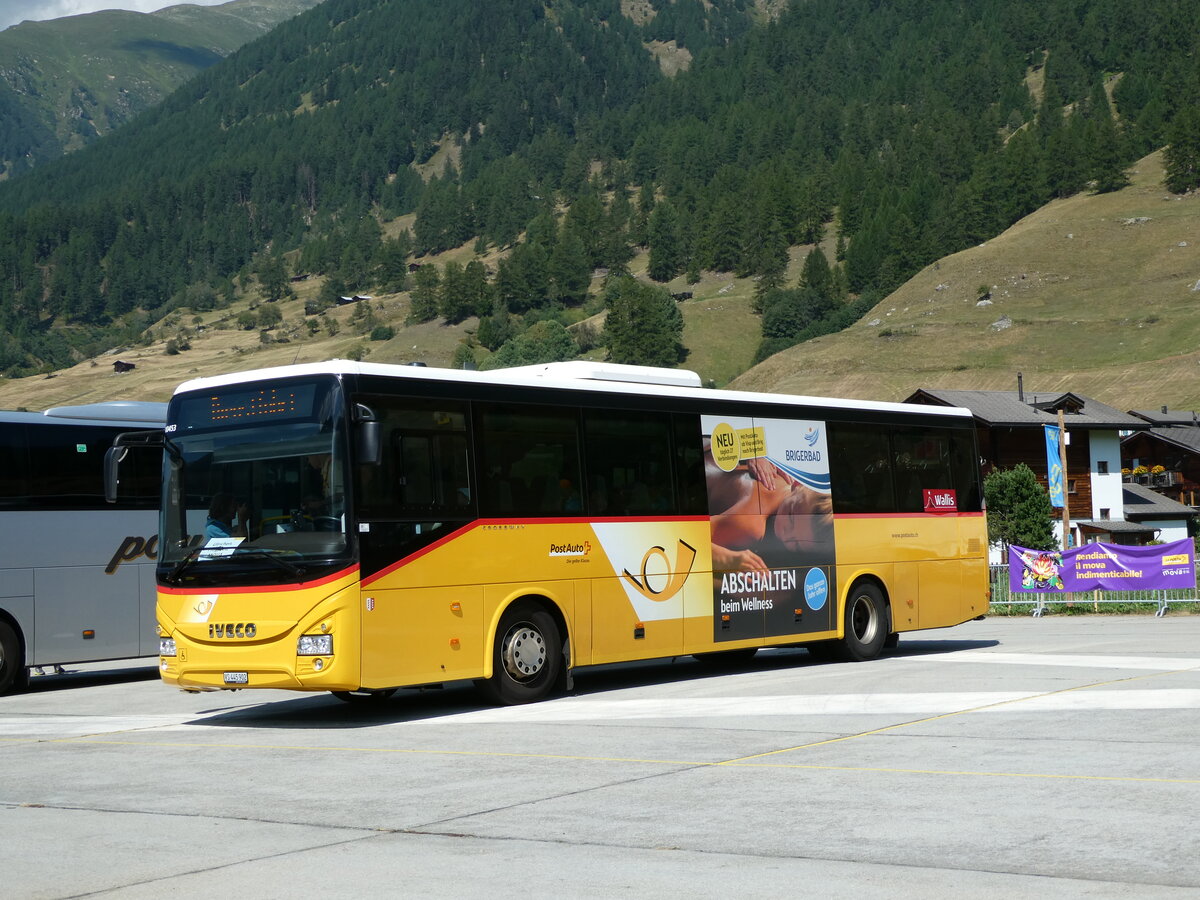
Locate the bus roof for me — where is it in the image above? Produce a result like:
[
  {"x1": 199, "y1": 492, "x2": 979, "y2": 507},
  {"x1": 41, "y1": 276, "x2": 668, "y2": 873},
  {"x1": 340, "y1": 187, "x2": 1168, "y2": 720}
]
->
[
  {"x1": 42, "y1": 401, "x2": 167, "y2": 426},
  {"x1": 172, "y1": 360, "x2": 973, "y2": 421}
]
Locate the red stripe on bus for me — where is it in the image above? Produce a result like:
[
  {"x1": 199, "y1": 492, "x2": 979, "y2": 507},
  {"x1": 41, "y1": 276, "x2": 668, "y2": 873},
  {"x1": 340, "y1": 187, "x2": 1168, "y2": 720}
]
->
[
  {"x1": 158, "y1": 564, "x2": 359, "y2": 595},
  {"x1": 833, "y1": 511, "x2": 985, "y2": 519}
]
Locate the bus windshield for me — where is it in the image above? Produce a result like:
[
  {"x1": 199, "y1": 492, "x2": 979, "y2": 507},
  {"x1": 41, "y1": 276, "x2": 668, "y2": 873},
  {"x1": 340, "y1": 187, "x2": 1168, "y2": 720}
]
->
[{"x1": 160, "y1": 377, "x2": 351, "y2": 587}]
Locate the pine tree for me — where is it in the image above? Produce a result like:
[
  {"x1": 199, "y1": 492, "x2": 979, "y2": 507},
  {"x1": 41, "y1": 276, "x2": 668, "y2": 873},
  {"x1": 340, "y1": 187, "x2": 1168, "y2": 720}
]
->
[
  {"x1": 375, "y1": 236, "x2": 410, "y2": 294},
  {"x1": 548, "y1": 229, "x2": 591, "y2": 304},
  {"x1": 646, "y1": 200, "x2": 684, "y2": 283},
  {"x1": 1164, "y1": 106, "x2": 1200, "y2": 195},
  {"x1": 406, "y1": 264, "x2": 440, "y2": 324},
  {"x1": 463, "y1": 259, "x2": 493, "y2": 319},
  {"x1": 602, "y1": 278, "x2": 684, "y2": 366},
  {"x1": 1085, "y1": 82, "x2": 1129, "y2": 194},
  {"x1": 439, "y1": 260, "x2": 473, "y2": 324},
  {"x1": 983, "y1": 464, "x2": 1059, "y2": 551},
  {"x1": 798, "y1": 246, "x2": 833, "y2": 293},
  {"x1": 704, "y1": 194, "x2": 745, "y2": 274},
  {"x1": 256, "y1": 254, "x2": 293, "y2": 303}
]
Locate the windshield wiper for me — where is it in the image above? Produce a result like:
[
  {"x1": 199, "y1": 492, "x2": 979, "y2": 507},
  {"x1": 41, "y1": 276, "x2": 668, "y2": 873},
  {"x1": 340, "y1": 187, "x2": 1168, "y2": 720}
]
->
[
  {"x1": 165, "y1": 545, "x2": 204, "y2": 585},
  {"x1": 231, "y1": 549, "x2": 306, "y2": 579}
]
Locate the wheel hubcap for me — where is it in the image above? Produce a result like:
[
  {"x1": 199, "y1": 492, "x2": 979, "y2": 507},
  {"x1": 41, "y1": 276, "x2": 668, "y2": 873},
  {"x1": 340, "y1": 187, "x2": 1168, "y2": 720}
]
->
[
  {"x1": 850, "y1": 595, "x2": 879, "y2": 643},
  {"x1": 501, "y1": 623, "x2": 546, "y2": 680}
]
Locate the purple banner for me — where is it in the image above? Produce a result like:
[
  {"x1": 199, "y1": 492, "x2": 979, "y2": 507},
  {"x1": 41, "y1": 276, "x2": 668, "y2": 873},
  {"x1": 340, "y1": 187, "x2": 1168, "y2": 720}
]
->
[{"x1": 1009, "y1": 539, "x2": 1196, "y2": 592}]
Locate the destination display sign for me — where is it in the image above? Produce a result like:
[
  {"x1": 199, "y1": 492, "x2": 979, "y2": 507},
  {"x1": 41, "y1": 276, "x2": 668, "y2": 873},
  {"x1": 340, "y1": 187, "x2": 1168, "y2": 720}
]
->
[{"x1": 175, "y1": 383, "x2": 318, "y2": 430}]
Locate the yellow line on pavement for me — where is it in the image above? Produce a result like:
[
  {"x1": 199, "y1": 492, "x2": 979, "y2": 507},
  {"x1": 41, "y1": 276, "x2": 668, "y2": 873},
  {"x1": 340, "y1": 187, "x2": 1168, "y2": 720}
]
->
[
  {"x1": 723, "y1": 664, "x2": 1199, "y2": 764},
  {"x1": 39, "y1": 735, "x2": 1200, "y2": 785}
]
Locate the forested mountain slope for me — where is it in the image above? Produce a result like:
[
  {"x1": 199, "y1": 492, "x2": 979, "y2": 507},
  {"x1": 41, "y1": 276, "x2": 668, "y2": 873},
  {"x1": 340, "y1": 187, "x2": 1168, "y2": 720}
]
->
[
  {"x1": 0, "y1": 0, "x2": 1197, "y2": 400},
  {"x1": 0, "y1": 0, "x2": 320, "y2": 176},
  {"x1": 734, "y1": 150, "x2": 1200, "y2": 411}
]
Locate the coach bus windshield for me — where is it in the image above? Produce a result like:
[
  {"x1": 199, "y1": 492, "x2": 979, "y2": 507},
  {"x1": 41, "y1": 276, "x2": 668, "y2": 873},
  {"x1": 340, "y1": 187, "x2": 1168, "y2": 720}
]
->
[{"x1": 159, "y1": 378, "x2": 351, "y2": 587}]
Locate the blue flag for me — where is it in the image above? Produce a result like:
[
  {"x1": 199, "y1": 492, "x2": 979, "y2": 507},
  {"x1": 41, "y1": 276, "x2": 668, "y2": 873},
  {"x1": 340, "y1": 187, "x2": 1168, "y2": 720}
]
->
[{"x1": 1045, "y1": 425, "x2": 1063, "y2": 508}]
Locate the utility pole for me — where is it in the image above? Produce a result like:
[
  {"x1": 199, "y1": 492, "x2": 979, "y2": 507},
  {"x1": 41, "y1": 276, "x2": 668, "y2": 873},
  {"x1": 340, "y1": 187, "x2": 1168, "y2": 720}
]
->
[{"x1": 1058, "y1": 408, "x2": 1070, "y2": 549}]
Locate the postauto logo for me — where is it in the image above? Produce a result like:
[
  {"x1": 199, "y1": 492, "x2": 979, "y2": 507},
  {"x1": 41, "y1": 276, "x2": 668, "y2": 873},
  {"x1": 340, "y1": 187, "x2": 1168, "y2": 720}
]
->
[{"x1": 549, "y1": 540, "x2": 591, "y2": 557}]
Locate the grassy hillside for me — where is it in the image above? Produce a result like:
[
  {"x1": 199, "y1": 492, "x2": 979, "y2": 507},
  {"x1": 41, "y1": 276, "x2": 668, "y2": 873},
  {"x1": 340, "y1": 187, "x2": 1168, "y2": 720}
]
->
[
  {"x1": 734, "y1": 150, "x2": 1200, "y2": 412},
  {"x1": 0, "y1": 0, "x2": 319, "y2": 174}
]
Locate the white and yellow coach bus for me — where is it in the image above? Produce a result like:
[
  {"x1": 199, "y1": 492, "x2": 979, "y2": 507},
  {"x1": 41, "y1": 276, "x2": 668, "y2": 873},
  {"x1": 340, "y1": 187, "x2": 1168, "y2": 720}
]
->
[
  {"x1": 109, "y1": 360, "x2": 987, "y2": 704},
  {"x1": 1, "y1": 401, "x2": 166, "y2": 694}
]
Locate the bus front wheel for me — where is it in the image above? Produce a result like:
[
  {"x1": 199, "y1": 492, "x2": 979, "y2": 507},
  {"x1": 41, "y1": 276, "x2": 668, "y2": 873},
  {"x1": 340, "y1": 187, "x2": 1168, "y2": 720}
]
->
[
  {"x1": 0, "y1": 621, "x2": 27, "y2": 695},
  {"x1": 477, "y1": 602, "x2": 561, "y2": 705}
]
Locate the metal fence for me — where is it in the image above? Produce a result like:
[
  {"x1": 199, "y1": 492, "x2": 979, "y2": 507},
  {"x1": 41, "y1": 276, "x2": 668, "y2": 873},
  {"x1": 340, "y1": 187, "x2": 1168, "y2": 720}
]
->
[{"x1": 988, "y1": 565, "x2": 1200, "y2": 617}]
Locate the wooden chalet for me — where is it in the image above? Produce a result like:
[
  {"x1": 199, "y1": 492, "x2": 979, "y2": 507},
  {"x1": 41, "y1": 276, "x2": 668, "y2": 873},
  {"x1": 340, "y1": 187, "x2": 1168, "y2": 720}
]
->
[
  {"x1": 1122, "y1": 408, "x2": 1200, "y2": 508},
  {"x1": 905, "y1": 382, "x2": 1151, "y2": 546}
]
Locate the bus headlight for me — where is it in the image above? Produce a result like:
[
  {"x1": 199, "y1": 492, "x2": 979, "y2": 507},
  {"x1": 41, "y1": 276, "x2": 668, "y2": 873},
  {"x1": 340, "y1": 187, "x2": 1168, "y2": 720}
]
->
[
  {"x1": 297, "y1": 634, "x2": 333, "y2": 656},
  {"x1": 159, "y1": 638, "x2": 177, "y2": 657}
]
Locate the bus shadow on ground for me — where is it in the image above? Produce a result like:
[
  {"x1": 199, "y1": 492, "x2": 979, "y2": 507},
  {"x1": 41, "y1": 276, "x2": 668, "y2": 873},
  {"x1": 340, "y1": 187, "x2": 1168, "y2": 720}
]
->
[{"x1": 183, "y1": 637, "x2": 1000, "y2": 730}]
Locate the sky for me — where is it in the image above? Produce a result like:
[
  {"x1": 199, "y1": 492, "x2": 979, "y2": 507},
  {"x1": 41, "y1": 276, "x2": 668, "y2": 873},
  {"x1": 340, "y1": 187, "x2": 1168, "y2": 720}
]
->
[{"x1": 1, "y1": 0, "x2": 229, "y2": 31}]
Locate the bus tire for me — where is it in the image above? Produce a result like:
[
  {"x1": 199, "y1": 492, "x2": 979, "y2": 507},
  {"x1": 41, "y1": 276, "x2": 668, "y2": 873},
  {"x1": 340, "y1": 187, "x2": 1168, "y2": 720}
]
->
[
  {"x1": 839, "y1": 582, "x2": 890, "y2": 661},
  {"x1": 0, "y1": 620, "x2": 26, "y2": 695},
  {"x1": 477, "y1": 601, "x2": 561, "y2": 705}
]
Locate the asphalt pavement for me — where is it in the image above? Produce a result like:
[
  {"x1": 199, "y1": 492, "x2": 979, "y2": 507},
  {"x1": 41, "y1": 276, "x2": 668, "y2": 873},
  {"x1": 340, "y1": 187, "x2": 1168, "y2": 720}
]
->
[{"x1": 2, "y1": 615, "x2": 1199, "y2": 898}]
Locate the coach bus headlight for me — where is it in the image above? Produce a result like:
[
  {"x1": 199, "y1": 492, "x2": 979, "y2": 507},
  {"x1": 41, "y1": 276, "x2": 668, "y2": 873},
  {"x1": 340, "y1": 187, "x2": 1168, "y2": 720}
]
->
[
  {"x1": 297, "y1": 634, "x2": 333, "y2": 656},
  {"x1": 159, "y1": 638, "x2": 177, "y2": 657}
]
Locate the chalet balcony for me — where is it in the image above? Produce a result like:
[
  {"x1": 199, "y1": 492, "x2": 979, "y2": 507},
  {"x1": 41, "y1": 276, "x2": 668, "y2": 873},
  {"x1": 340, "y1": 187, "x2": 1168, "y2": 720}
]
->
[{"x1": 1122, "y1": 471, "x2": 1180, "y2": 487}]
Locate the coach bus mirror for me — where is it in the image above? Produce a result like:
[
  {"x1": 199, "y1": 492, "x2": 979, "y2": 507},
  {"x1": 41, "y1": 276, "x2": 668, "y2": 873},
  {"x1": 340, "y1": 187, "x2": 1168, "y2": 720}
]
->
[
  {"x1": 104, "y1": 446, "x2": 127, "y2": 503},
  {"x1": 354, "y1": 403, "x2": 381, "y2": 466}
]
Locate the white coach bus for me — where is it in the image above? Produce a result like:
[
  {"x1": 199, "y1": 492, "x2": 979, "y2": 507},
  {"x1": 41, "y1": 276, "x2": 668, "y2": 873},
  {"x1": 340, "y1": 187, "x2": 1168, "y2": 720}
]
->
[{"x1": 0, "y1": 401, "x2": 166, "y2": 694}]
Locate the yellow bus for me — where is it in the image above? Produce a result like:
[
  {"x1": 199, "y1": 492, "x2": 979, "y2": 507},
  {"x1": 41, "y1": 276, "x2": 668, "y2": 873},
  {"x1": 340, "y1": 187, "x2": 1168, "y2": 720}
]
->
[{"x1": 109, "y1": 360, "x2": 988, "y2": 704}]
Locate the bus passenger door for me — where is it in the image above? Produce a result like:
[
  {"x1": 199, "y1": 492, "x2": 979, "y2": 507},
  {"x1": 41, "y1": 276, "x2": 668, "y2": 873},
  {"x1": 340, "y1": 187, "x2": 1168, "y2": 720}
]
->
[
  {"x1": 360, "y1": 584, "x2": 486, "y2": 688},
  {"x1": 589, "y1": 573, "x2": 683, "y2": 665}
]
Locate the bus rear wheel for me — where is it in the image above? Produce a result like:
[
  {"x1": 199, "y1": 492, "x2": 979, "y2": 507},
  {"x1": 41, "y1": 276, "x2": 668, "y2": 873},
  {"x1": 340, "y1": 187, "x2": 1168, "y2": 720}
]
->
[
  {"x1": 477, "y1": 602, "x2": 561, "y2": 705},
  {"x1": 839, "y1": 582, "x2": 889, "y2": 661},
  {"x1": 0, "y1": 621, "x2": 27, "y2": 695}
]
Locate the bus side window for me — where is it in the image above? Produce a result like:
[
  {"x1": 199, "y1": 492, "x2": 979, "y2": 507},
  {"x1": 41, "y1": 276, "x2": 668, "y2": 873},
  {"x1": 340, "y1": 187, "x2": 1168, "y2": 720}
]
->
[
  {"x1": 584, "y1": 410, "x2": 674, "y2": 516},
  {"x1": 827, "y1": 423, "x2": 896, "y2": 514},
  {"x1": 0, "y1": 423, "x2": 30, "y2": 507},
  {"x1": 26, "y1": 423, "x2": 117, "y2": 508},
  {"x1": 117, "y1": 444, "x2": 161, "y2": 508},
  {"x1": 477, "y1": 405, "x2": 582, "y2": 518},
  {"x1": 948, "y1": 428, "x2": 983, "y2": 512},
  {"x1": 673, "y1": 414, "x2": 706, "y2": 515},
  {"x1": 893, "y1": 428, "x2": 954, "y2": 512},
  {"x1": 355, "y1": 397, "x2": 471, "y2": 520}
]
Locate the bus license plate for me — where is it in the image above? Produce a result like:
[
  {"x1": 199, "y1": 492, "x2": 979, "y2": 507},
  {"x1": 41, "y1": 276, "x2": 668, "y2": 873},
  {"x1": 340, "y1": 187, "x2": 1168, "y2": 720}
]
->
[{"x1": 223, "y1": 672, "x2": 249, "y2": 685}]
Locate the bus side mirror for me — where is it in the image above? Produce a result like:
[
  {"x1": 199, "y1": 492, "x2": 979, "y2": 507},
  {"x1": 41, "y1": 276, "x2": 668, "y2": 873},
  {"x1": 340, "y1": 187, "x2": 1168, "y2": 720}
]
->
[
  {"x1": 104, "y1": 446, "x2": 127, "y2": 503},
  {"x1": 354, "y1": 404, "x2": 381, "y2": 466}
]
